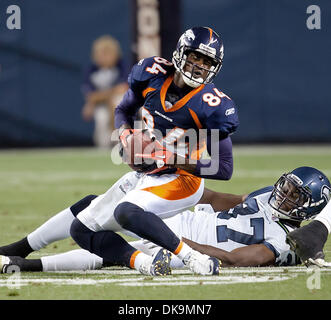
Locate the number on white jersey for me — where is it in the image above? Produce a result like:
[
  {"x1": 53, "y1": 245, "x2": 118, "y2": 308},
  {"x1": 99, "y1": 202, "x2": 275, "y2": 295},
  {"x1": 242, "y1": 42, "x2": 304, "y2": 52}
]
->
[{"x1": 216, "y1": 199, "x2": 265, "y2": 245}]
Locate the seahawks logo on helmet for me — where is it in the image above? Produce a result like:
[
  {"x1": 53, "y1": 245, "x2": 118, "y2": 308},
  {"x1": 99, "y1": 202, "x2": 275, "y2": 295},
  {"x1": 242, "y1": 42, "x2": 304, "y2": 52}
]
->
[{"x1": 321, "y1": 185, "x2": 331, "y2": 202}]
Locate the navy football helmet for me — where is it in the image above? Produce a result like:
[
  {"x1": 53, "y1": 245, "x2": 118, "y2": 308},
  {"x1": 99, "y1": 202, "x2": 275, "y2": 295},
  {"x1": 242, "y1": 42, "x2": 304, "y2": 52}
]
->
[
  {"x1": 269, "y1": 166, "x2": 331, "y2": 222},
  {"x1": 172, "y1": 26, "x2": 224, "y2": 88}
]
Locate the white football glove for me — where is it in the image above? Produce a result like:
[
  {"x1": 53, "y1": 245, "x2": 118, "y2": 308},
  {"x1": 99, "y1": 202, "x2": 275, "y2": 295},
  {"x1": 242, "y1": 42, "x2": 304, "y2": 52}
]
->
[{"x1": 306, "y1": 257, "x2": 331, "y2": 268}]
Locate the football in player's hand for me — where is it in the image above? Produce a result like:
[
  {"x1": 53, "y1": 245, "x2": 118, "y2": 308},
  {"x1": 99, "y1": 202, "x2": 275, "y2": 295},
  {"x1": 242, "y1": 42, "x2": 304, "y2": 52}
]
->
[{"x1": 122, "y1": 129, "x2": 157, "y2": 172}]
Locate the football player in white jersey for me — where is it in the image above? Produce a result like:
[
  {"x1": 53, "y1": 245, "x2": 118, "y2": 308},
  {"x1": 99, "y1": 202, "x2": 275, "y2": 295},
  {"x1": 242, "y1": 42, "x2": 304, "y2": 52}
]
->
[{"x1": 1, "y1": 166, "x2": 329, "y2": 272}]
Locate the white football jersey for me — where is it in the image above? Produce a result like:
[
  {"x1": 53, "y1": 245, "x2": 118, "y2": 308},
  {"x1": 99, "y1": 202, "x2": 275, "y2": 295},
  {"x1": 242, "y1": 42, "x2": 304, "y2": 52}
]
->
[{"x1": 164, "y1": 187, "x2": 298, "y2": 266}]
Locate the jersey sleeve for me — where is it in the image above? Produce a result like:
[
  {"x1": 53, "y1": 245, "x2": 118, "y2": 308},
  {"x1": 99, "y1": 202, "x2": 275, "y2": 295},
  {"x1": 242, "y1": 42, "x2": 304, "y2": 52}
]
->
[
  {"x1": 263, "y1": 223, "x2": 297, "y2": 266},
  {"x1": 203, "y1": 89, "x2": 239, "y2": 139},
  {"x1": 246, "y1": 186, "x2": 273, "y2": 200},
  {"x1": 128, "y1": 56, "x2": 172, "y2": 99}
]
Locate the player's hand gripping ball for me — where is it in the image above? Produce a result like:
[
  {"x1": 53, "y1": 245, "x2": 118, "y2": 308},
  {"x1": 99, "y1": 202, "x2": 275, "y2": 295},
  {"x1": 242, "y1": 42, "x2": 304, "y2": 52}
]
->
[{"x1": 121, "y1": 129, "x2": 157, "y2": 173}]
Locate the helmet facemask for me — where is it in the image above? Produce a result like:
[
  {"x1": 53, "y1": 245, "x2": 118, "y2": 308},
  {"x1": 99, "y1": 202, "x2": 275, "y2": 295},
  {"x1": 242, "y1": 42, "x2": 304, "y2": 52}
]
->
[
  {"x1": 172, "y1": 46, "x2": 222, "y2": 88},
  {"x1": 268, "y1": 174, "x2": 312, "y2": 222}
]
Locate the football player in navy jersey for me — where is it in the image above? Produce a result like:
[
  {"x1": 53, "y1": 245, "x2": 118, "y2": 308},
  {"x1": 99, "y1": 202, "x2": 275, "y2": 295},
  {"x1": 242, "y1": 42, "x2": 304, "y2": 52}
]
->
[
  {"x1": 0, "y1": 27, "x2": 239, "y2": 277},
  {"x1": 67, "y1": 26, "x2": 240, "y2": 276}
]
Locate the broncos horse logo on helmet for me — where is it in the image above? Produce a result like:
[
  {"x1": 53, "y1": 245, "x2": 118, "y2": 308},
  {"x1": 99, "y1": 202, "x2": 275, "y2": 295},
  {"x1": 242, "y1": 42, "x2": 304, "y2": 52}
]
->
[
  {"x1": 268, "y1": 166, "x2": 331, "y2": 222},
  {"x1": 172, "y1": 26, "x2": 224, "y2": 88}
]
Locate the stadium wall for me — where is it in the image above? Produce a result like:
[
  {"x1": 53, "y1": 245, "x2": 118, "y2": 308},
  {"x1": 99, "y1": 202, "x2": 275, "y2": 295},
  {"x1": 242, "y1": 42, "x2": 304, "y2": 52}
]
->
[{"x1": 0, "y1": 0, "x2": 330, "y2": 147}]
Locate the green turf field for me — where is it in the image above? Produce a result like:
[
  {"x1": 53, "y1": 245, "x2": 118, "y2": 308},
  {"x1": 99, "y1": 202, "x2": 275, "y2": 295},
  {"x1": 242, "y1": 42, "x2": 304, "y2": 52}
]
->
[{"x1": 0, "y1": 145, "x2": 330, "y2": 300}]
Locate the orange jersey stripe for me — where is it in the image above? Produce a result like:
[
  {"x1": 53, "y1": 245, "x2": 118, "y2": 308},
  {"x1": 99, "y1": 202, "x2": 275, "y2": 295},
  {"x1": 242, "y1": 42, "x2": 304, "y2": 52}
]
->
[
  {"x1": 142, "y1": 174, "x2": 202, "y2": 201},
  {"x1": 142, "y1": 87, "x2": 156, "y2": 98},
  {"x1": 173, "y1": 240, "x2": 184, "y2": 255},
  {"x1": 188, "y1": 108, "x2": 203, "y2": 129},
  {"x1": 160, "y1": 75, "x2": 205, "y2": 113},
  {"x1": 160, "y1": 75, "x2": 174, "y2": 111},
  {"x1": 129, "y1": 250, "x2": 141, "y2": 269}
]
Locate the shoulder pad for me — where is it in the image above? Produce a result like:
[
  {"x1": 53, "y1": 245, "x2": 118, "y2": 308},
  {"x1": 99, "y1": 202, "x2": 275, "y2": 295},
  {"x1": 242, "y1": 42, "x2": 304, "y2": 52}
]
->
[
  {"x1": 246, "y1": 186, "x2": 273, "y2": 200},
  {"x1": 201, "y1": 87, "x2": 239, "y2": 137},
  {"x1": 128, "y1": 56, "x2": 173, "y2": 85}
]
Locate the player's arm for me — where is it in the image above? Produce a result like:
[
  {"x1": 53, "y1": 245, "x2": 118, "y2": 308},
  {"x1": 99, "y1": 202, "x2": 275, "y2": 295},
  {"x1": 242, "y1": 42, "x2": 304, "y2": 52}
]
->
[
  {"x1": 168, "y1": 136, "x2": 234, "y2": 178},
  {"x1": 198, "y1": 187, "x2": 247, "y2": 211},
  {"x1": 115, "y1": 59, "x2": 156, "y2": 133},
  {"x1": 187, "y1": 95, "x2": 239, "y2": 180},
  {"x1": 182, "y1": 238, "x2": 275, "y2": 267},
  {"x1": 115, "y1": 88, "x2": 143, "y2": 135}
]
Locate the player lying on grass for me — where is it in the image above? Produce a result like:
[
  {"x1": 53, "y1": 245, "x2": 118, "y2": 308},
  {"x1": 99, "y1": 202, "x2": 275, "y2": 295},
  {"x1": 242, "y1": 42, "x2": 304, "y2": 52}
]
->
[
  {"x1": 0, "y1": 170, "x2": 244, "y2": 275},
  {"x1": 1, "y1": 166, "x2": 329, "y2": 272}
]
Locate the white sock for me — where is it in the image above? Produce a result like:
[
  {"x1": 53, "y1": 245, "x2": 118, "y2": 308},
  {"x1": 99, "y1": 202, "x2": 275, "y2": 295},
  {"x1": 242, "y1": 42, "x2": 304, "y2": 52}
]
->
[
  {"x1": 130, "y1": 240, "x2": 185, "y2": 269},
  {"x1": 175, "y1": 242, "x2": 193, "y2": 261},
  {"x1": 41, "y1": 249, "x2": 103, "y2": 271},
  {"x1": 27, "y1": 208, "x2": 75, "y2": 251},
  {"x1": 130, "y1": 240, "x2": 161, "y2": 256},
  {"x1": 170, "y1": 255, "x2": 185, "y2": 268},
  {"x1": 315, "y1": 200, "x2": 331, "y2": 233},
  {"x1": 133, "y1": 251, "x2": 152, "y2": 271}
]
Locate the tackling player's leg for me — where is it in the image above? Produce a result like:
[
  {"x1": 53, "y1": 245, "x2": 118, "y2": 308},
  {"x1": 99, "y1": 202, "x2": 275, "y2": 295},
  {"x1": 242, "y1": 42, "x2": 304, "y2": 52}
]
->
[
  {"x1": 286, "y1": 200, "x2": 331, "y2": 266},
  {"x1": 72, "y1": 173, "x2": 219, "y2": 275},
  {"x1": 69, "y1": 218, "x2": 171, "y2": 276},
  {"x1": 113, "y1": 202, "x2": 219, "y2": 275}
]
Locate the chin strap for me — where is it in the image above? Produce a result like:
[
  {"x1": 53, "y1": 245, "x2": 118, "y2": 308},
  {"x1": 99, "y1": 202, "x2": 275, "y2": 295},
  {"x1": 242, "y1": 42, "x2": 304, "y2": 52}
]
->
[{"x1": 183, "y1": 71, "x2": 203, "y2": 88}]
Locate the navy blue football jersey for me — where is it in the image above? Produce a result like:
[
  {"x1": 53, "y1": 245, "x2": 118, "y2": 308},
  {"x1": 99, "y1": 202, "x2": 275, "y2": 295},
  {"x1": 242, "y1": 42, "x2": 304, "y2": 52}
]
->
[{"x1": 128, "y1": 56, "x2": 239, "y2": 158}]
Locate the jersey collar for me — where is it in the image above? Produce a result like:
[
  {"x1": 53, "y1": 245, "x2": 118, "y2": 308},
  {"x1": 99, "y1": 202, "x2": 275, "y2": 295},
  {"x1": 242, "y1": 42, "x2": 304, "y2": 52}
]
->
[{"x1": 160, "y1": 75, "x2": 205, "y2": 113}]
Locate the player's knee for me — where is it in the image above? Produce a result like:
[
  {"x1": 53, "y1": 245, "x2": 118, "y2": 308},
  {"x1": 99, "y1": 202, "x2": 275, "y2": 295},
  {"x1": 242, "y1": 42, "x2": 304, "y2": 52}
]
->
[
  {"x1": 70, "y1": 195, "x2": 98, "y2": 217},
  {"x1": 70, "y1": 218, "x2": 94, "y2": 252},
  {"x1": 114, "y1": 202, "x2": 144, "y2": 228}
]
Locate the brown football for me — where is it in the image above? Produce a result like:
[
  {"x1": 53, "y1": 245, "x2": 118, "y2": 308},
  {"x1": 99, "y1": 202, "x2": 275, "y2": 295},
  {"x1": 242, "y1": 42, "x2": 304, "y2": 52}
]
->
[{"x1": 122, "y1": 130, "x2": 156, "y2": 171}]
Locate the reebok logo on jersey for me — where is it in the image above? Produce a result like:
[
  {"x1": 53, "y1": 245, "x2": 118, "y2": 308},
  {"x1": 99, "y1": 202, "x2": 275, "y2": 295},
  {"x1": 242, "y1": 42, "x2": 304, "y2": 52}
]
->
[{"x1": 225, "y1": 108, "x2": 235, "y2": 116}]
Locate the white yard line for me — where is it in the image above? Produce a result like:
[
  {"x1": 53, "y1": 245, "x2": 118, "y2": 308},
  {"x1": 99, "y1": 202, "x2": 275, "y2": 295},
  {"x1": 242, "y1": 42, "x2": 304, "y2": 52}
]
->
[
  {"x1": 2, "y1": 266, "x2": 330, "y2": 288},
  {"x1": 0, "y1": 274, "x2": 294, "y2": 287}
]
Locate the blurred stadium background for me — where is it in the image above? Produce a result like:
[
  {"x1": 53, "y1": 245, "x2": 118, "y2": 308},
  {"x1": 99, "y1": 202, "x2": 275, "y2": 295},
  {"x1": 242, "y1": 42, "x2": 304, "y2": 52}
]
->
[{"x1": 0, "y1": 0, "x2": 330, "y2": 148}]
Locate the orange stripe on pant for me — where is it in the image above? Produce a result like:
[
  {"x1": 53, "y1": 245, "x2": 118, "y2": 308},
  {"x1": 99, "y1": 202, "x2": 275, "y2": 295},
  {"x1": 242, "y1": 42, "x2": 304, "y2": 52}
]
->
[{"x1": 142, "y1": 173, "x2": 202, "y2": 201}]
